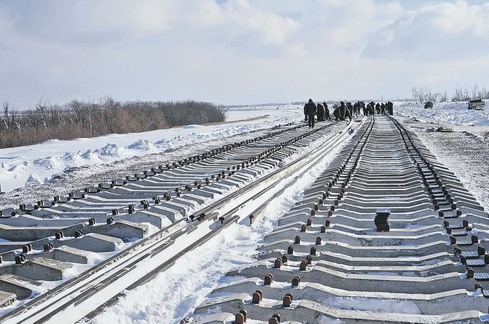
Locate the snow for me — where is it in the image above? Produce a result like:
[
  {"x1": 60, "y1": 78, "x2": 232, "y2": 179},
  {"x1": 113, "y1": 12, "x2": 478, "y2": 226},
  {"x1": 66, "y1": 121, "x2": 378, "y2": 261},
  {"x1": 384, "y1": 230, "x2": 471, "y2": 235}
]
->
[
  {"x1": 395, "y1": 100, "x2": 489, "y2": 213},
  {"x1": 1, "y1": 101, "x2": 488, "y2": 323},
  {"x1": 0, "y1": 105, "x2": 298, "y2": 195},
  {"x1": 396, "y1": 100, "x2": 489, "y2": 126}
]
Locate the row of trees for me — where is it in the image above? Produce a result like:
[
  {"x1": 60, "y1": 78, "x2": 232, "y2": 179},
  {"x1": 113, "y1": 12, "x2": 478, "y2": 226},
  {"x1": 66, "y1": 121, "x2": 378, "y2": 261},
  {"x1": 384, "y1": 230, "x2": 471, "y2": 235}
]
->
[
  {"x1": 412, "y1": 84, "x2": 489, "y2": 103},
  {"x1": 0, "y1": 98, "x2": 225, "y2": 149}
]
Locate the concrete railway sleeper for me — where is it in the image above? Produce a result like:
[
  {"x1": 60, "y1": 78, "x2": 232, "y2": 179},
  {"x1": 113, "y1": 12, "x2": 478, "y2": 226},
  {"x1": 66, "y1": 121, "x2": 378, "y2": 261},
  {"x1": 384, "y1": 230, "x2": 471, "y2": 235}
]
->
[
  {"x1": 0, "y1": 120, "x2": 354, "y2": 323},
  {"x1": 191, "y1": 115, "x2": 489, "y2": 323}
]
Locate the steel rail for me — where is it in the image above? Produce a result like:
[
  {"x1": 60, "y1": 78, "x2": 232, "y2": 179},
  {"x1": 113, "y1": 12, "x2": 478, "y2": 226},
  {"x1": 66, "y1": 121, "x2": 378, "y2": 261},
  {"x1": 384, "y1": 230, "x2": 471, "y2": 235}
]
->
[
  {"x1": 1, "y1": 121, "x2": 357, "y2": 324},
  {"x1": 189, "y1": 114, "x2": 489, "y2": 323},
  {"x1": 0, "y1": 123, "x2": 320, "y2": 321}
]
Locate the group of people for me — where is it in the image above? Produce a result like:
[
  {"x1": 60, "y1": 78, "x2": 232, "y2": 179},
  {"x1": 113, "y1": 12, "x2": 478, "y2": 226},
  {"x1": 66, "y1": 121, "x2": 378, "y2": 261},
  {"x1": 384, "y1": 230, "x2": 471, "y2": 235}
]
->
[
  {"x1": 303, "y1": 99, "x2": 394, "y2": 128},
  {"x1": 303, "y1": 99, "x2": 331, "y2": 128}
]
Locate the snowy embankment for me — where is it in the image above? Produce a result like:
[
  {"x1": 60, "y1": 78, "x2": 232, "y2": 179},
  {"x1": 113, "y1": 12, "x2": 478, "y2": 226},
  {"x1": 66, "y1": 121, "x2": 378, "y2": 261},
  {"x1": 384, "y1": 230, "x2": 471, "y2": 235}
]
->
[
  {"x1": 395, "y1": 100, "x2": 489, "y2": 212},
  {"x1": 396, "y1": 100, "x2": 489, "y2": 126},
  {"x1": 0, "y1": 105, "x2": 298, "y2": 196}
]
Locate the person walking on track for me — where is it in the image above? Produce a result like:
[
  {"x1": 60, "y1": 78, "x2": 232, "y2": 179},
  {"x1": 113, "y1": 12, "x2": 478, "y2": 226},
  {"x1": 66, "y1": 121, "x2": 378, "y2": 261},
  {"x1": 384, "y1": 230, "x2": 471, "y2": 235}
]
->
[{"x1": 304, "y1": 99, "x2": 317, "y2": 128}]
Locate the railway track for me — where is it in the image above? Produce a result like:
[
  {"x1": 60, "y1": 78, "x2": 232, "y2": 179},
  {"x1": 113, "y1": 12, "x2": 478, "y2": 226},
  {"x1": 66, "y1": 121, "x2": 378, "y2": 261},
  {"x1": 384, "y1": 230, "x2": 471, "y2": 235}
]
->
[
  {"x1": 2, "y1": 113, "x2": 488, "y2": 323},
  {"x1": 189, "y1": 115, "x2": 489, "y2": 323},
  {"x1": 0, "y1": 120, "x2": 353, "y2": 323}
]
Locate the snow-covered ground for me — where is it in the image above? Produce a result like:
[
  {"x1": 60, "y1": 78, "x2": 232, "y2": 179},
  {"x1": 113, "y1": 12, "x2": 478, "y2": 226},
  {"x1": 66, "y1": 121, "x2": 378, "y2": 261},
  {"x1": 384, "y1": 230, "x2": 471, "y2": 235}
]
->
[
  {"x1": 395, "y1": 100, "x2": 489, "y2": 213},
  {"x1": 396, "y1": 100, "x2": 489, "y2": 127},
  {"x1": 0, "y1": 105, "x2": 301, "y2": 208},
  {"x1": 1, "y1": 101, "x2": 488, "y2": 323},
  {"x1": 0, "y1": 106, "x2": 291, "y2": 193}
]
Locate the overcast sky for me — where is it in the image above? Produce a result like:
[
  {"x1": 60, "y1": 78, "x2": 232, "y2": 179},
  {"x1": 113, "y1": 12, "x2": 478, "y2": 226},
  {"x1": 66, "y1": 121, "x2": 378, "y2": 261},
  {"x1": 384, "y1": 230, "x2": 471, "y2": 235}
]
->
[{"x1": 1, "y1": 0, "x2": 488, "y2": 109}]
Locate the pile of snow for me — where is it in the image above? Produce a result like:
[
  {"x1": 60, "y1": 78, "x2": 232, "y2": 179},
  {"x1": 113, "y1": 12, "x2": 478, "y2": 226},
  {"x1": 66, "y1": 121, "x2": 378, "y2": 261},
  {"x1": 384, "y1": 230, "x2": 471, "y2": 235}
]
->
[
  {"x1": 396, "y1": 100, "x2": 489, "y2": 126},
  {"x1": 97, "y1": 144, "x2": 129, "y2": 158}
]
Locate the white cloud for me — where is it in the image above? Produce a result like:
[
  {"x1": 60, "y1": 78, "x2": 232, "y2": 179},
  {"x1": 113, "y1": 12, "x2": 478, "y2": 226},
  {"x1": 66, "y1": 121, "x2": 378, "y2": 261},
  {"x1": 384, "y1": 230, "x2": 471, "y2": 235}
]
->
[
  {"x1": 432, "y1": 0, "x2": 489, "y2": 35},
  {"x1": 190, "y1": 0, "x2": 300, "y2": 54},
  {"x1": 81, "y1": 1, "x2": 180, "y2": 37},
  {"x1": 0, "y1": 0, "x2": 488, "y2": 108},
  {"x1": 362, "y1": 1, "x2": 489, "y2": 61}
]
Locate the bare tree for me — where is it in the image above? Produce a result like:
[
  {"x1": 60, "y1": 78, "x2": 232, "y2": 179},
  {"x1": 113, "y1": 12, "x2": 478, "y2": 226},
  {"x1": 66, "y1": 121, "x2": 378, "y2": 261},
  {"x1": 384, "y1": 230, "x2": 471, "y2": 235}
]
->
[
  {"x1": 482, "y1": 86, "x2": 489, "y2": 99},
  {"x1": 2, "y1": 102, "x2": 10, "y2": 130},
  {"x1": 439, "y1": 91, "x2": 448, "y2": 102},
  {"x1": 452, "y1": 85, "x2": 471, "y2": 101},
  {"x1": 423, "y1": 87, "x2": 441, "y2": 102},
  {"x1": 471, "y1": 83, "x2": 480, "y2": 99},
  {"x1": 412, "y1": 87, "x2": 426, "y2": 103},
  {"x1": 35, "y1": 99, "x2": 49, "y2": 128},
  {"x1": 411, "y1": 87, "x2": 419, "y2": 103},
  {"x1": 0, "y1": 98, "x2": 224, "y2": 148}
]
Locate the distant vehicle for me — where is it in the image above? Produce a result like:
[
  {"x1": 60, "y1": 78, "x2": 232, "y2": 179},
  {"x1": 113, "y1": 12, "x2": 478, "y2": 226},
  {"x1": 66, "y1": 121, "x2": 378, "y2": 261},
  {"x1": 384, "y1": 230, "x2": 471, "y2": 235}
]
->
[
  {"x1": 468, "y1": 99, "x2": 485, "y2": 110},
  {"x1": 424, "y1": 101, "x2": 433, "y2": 109}
]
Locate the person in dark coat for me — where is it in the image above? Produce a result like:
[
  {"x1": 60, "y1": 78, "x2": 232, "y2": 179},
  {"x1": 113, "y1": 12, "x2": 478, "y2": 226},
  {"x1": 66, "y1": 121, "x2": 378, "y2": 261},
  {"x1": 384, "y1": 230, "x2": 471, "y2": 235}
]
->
[
  {"x1": 333, "y1": 105, "x2": 340, "y2": 121},
  {"x1": 316, "y1": 103, "x2": 325, "y2": 121},
  {"x1": 303, "y1": 103, "x2": 308, "y2": 121},
  {"x1": 345, "y1": 105, "x2": 352, "y2": 121},
  {"x1": 346, "y1": 102, "x2": 353, "y2": 121},
  {"x1": 387, "y1": 101, "x2": 394, "y2": 115},
  {"x1": 367, "y1": 101, "x2": 375, "y2": 115},
  {"x1": 304, "y1": 99, "x2": 317, "y2": 128},
  {"x1": 339, "y1": 101, "x2": 346, "y2": 120},
  {"x1": 323, "y1": 102, "x2": 330, "y2": 120}
]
